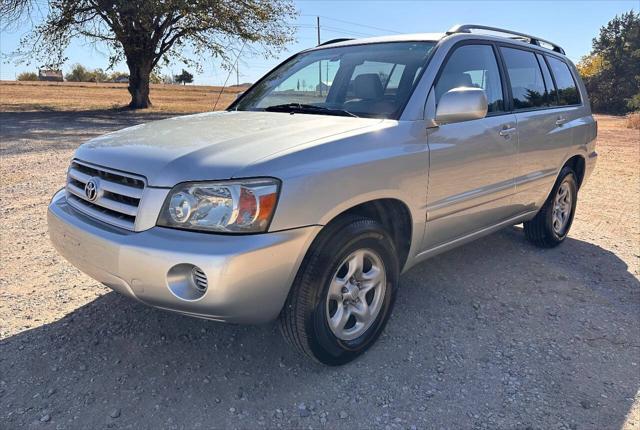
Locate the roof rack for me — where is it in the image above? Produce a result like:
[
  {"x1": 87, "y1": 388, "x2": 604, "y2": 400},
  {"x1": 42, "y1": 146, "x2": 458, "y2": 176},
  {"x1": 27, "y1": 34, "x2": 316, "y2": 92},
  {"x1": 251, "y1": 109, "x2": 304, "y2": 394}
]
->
[
  {"x1": 318, "y1": 38, "x2": 354, "y2": 47},
  {"x1": 446, "y1": 24, "x2": 565, "y2": 54}
]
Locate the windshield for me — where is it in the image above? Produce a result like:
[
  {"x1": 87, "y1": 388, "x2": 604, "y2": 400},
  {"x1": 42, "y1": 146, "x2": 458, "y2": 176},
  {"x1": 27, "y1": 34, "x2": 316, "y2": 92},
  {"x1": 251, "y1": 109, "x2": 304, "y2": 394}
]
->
[{"x1": 232, "y1": 42, "x2": 436, "y2": 119}]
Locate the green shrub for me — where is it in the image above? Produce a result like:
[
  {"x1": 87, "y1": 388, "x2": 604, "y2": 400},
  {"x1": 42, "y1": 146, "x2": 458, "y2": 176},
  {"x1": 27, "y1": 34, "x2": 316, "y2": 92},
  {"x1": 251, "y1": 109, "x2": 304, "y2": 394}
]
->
[{"x1": 17, "y1": 71, "x2": 38, "y2": 81}]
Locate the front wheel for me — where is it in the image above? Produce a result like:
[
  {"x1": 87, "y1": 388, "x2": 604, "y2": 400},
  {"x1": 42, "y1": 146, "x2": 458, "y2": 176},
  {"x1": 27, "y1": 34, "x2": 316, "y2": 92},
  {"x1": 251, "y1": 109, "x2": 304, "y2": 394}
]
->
[
  {"x1": 524, "y1": 166, "x2": 578, "y2": 248},
  {"x1": 279, "y1": 216, "x2": 399, "y2": 365}
]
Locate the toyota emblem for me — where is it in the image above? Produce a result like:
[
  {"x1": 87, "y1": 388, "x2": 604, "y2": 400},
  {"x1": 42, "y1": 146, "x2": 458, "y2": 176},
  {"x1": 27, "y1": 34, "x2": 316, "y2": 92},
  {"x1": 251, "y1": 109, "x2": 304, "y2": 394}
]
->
[{"x1": 84, "y1": 178, "x2": 99, "y2": 201}]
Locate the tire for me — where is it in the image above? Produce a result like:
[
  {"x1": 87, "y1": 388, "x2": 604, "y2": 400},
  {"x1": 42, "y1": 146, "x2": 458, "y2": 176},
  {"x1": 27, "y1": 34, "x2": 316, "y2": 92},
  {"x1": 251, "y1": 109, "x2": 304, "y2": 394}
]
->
[
  {"x1": 279, "y1": 215, "x2": 399, "y2": 365},
  {"x1": 524, "y1": 166, "x2": 578, "y2": 248}
]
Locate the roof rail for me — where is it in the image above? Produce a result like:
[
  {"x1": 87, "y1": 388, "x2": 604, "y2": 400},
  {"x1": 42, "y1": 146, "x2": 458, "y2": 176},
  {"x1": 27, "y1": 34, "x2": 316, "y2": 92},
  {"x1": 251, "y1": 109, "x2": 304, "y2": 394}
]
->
[
  {"x1": 318, "y1": 38, "x2": 354, "y2": 47},
  {"x1": 446, "y1": 24, "x2": 565, "y2": 54}
]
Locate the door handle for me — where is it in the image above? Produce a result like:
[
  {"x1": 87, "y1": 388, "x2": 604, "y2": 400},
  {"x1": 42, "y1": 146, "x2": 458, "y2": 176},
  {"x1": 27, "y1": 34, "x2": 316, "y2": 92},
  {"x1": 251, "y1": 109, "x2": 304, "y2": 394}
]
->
[
  {"x1": 499, "y1": 127, "x2": 516, "y2": 137},
  {"x1": 555, "y1": 117, "x2": 567, "y2": 126}
]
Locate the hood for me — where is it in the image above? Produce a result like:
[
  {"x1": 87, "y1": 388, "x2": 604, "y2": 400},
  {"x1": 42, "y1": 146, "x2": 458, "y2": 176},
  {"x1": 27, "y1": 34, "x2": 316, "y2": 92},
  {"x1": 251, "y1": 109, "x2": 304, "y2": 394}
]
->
[{"x1": 75, "y1": 111, "x2": 382, "y2": 187}]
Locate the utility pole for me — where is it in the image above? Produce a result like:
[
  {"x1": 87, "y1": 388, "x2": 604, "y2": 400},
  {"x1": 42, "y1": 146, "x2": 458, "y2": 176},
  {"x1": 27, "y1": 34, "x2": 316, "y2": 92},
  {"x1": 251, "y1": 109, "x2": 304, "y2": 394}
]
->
[
  {"x1": 326, "y1": 61, "x2": 329, "y2": 88},
  {"x1": 317, "y1": 16, "x2": 322, "y2": 96},
  {"x1": 236, "y1": 63, "x2": 239, "y2": 87}
]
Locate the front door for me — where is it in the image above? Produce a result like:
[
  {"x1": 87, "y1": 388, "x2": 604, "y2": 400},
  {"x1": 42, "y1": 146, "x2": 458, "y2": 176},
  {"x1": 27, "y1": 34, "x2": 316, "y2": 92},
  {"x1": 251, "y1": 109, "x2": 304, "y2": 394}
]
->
[{"x1": 422, "y1": 43, "x2": 519, "y2": 250}]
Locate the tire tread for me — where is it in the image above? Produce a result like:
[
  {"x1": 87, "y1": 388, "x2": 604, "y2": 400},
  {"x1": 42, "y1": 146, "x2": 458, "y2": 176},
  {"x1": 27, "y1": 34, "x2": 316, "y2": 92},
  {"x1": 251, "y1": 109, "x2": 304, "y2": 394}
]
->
[
  {"x1": 524, "y1": 166, "x2": 576, "y2": 248},
  {"x1": 279, "y1": 216, "x2": 383, "y2": 363}
]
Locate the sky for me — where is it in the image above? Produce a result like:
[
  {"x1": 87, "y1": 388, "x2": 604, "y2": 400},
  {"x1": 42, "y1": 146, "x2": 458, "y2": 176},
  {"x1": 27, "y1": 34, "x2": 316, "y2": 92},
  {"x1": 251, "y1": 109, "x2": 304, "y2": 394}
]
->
[{"x1": 0, "y1": 0, "x2": 637, "y2": 85}]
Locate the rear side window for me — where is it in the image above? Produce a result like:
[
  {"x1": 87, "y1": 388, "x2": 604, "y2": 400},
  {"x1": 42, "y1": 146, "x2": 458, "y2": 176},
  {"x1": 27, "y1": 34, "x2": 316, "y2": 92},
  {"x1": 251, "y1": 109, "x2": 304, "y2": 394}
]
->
[
  {"x1": 435, "y1": 44, "x2": 505, "y2": 113},
  {"x1": 546, "y1": 56, "x2": 581, "y2": 105},
  {"x1": 500, "y1": 47, "x2": 547, "y2": 110}
]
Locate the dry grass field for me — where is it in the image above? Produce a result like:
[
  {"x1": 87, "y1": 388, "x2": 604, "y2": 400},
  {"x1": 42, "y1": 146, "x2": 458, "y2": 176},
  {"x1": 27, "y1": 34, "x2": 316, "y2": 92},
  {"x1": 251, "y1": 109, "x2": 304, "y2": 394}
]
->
[
  {"x1": 0, "y1": 83, "x2": 638, "y2": 429},
  {"x1": 0, "y1": 80, "x2": 244, "y2": 113}
]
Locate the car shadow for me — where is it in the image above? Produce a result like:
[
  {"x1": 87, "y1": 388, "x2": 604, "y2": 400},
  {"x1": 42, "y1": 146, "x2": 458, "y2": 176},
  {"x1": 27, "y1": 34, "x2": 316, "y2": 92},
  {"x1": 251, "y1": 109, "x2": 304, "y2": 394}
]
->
[{"x1": 1, "y1": 227, "x2": 638, "y2": 429}]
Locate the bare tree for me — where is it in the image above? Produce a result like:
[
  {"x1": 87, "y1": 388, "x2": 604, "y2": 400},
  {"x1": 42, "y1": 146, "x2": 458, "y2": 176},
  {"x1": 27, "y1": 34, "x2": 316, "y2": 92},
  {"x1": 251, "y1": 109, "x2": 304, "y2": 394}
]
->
[
  {"x1": 4, "y1": 0, "x2": 296, "y2": 108},
  {"x1": 1, "y1": 0, "x2": 34, "y2": 28}
]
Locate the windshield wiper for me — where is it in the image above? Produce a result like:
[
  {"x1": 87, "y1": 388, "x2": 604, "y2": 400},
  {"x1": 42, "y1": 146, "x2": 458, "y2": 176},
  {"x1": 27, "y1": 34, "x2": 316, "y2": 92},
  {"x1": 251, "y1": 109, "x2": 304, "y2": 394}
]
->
[{"x1": 264, "y1": 103, "x2": 358, "y2": 118}]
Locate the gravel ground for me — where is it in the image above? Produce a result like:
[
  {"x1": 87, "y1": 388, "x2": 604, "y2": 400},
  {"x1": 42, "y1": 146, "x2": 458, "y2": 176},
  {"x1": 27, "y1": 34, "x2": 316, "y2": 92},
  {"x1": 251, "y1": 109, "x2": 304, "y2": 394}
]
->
[{"x1": 0, "y1": 111, "x2": 638, "y2": 430}]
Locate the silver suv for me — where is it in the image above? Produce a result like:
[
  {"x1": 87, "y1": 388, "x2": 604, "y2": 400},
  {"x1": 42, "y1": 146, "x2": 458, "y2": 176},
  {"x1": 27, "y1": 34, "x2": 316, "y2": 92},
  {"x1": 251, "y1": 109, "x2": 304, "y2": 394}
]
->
[{"x1": 48, "y1": 25, "x2": 597, "y2": 364}]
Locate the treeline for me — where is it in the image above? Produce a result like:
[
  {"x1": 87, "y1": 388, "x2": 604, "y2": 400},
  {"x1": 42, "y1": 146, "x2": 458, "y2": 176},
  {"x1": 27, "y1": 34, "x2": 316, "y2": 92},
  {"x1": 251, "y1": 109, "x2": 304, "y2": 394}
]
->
[
  {"x1": 63, "y1": 64, "x2": 167, "y2": 84},
  {"x1": 577, "y1": 11, "x2": 639, "y2": 114},
  {"x1": 17, "y1": 64, "x2": 194, "y2": 84},
  {"x1": 64, "y1": 65, "x2": 133, "y2": 83}
]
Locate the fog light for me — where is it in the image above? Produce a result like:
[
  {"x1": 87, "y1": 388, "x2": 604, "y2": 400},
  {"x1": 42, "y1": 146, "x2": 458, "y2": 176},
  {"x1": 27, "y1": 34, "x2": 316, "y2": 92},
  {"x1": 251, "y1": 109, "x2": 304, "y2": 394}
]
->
[{"x1": 167, "y1": 264, "x2": 207, "y2": 301}]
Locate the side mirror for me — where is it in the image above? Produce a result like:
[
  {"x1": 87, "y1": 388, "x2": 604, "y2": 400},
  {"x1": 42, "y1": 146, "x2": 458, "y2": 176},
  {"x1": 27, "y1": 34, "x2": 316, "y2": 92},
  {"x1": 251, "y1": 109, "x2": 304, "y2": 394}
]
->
[{"x1": 435, "y1": 87, "x2": 488, "y2": 125}]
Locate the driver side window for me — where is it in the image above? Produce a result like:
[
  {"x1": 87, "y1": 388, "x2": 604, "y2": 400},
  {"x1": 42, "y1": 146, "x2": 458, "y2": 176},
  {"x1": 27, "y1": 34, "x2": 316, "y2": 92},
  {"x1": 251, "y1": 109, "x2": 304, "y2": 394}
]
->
[{"x1": 435, "y1": 44, "x2": 505, "y2": 113}]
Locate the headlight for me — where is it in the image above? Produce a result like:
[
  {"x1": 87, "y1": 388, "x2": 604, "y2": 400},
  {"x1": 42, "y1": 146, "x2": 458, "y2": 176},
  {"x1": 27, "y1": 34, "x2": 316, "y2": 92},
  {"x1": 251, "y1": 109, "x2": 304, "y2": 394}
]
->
[{"x1": 157, "y1": 179, "x2": 280, "y2": 233}]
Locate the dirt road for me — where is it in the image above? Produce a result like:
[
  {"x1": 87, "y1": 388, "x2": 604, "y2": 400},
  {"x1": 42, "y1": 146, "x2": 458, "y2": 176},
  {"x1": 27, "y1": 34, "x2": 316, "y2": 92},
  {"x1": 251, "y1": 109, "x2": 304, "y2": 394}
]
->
[{"x1": 1, "y1": 111, "x2": 638, "y2": 429}]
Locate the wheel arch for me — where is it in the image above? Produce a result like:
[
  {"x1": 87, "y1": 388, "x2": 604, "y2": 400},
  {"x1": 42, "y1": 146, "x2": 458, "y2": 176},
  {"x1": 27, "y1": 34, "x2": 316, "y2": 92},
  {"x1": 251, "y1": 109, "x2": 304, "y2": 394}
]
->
[
  {"x1": 563, "y1": 154, "x2": 586, "y2": 189},
  {"x1": 320, "y1": 198, "x2": 414, "y2": 270}
]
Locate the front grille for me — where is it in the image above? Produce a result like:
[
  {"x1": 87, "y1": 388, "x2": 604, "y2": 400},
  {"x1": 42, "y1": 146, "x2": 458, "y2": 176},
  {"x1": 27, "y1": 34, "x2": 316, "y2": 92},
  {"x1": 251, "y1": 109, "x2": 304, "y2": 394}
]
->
[{"x1": 65, "y1": 160, "x2": 145, "y2": 230}]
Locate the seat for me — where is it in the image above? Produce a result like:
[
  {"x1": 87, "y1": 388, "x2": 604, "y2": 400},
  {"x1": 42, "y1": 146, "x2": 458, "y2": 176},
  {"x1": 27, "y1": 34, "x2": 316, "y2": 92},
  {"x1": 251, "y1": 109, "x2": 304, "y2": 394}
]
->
[{"x1": 343, "y1": 74, "x2": 395, "y2": 115}]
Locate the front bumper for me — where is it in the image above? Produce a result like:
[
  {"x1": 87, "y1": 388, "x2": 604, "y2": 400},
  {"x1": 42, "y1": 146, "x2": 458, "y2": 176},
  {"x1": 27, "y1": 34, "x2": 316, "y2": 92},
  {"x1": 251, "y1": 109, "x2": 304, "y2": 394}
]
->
[{"x1": 48, "y1": 190, "x2": 320, "y2": 323}]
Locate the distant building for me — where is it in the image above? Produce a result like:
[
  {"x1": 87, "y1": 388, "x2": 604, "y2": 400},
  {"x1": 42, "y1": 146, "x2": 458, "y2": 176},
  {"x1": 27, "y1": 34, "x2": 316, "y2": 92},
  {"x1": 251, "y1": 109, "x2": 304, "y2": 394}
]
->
[
  {"x1": 113, "y1": 76, "x2": 129, "y2": 84},
  {"x1": 315, "y1": 81, "x2": 330, "y2": 92},
  {"x1": 38, "y1": 69, "x2": 63, "y2": 82}
]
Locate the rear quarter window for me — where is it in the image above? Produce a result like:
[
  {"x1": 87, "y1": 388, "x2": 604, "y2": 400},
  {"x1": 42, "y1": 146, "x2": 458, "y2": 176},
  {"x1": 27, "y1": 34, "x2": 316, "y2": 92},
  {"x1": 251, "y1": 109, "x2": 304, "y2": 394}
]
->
[
  {"x1": 535, "y1": 53, "x2": 557, "y2": 106},
  {"x1": 546, "y1": 56, "x2": 581, "y2": 105}
]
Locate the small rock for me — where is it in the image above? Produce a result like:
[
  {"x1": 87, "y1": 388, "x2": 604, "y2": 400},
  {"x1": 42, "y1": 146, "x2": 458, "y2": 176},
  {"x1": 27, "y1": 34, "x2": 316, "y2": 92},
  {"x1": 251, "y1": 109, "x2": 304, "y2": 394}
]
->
[
  {"x1": 339, "y1": 411, "x2": 348, "y2": 419},
  {"x1": 298, "y1": 403, "x2": 310, "y2": 417},
  {"x1": 580, "y1": 400, "x2": 592, "y2": 409},
  {"x1": 40, "y1": 414, "x2": 51, "y2": 422},
  {"x1": 109, "y1": 408, "x2": 121, "y2": 418}
]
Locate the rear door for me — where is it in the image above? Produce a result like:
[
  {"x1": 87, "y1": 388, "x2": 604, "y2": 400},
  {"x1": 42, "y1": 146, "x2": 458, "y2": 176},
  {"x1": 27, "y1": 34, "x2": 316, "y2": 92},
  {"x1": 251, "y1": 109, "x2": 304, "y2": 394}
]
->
[
  {"x1": 499, "y1": 46, "x2": 576, "y2": 211},
  {"x1": 423, "y1": 42, "x2": 519, "y2": 250}
]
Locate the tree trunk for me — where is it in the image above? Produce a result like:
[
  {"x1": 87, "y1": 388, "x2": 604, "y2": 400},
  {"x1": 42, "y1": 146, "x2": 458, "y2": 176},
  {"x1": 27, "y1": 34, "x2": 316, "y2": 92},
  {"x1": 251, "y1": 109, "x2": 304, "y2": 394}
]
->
[{"x1": 126, "y1": 58, "x2": 153, "y2": 109}]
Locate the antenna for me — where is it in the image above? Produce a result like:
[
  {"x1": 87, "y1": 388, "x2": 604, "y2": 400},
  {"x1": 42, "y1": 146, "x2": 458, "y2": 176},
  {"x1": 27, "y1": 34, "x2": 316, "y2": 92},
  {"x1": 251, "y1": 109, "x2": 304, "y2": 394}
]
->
[{"x1": 213, "y1": 41, "x2": 247, "y2": 111}]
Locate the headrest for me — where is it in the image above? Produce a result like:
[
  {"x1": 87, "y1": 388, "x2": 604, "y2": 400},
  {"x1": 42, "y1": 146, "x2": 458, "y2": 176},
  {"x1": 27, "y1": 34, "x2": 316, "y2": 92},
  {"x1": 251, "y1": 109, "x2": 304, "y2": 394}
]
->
[
  {"x1": 436, "y1": 72, "x2": 474, "y2": 98},
  {"x1": 352, "y1": 73, "x2": 383, "y2": 99}
]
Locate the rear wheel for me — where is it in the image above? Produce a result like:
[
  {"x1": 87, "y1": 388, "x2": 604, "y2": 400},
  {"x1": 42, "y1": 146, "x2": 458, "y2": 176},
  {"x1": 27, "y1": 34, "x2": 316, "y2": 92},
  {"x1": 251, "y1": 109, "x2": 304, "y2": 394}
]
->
[
  {"x1": 524, "y1": 166, "x2": 578, "y2": 248},
  {"x1": 279, "y1": 216, "x2": 399, "y2": 365}
]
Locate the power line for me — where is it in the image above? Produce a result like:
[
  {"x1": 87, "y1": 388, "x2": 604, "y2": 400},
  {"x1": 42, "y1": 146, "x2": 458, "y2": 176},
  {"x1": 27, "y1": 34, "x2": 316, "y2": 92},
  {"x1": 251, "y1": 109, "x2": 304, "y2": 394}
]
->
[
  {"x1": 301, "y1": 14, "x2": 404, "y2": 35},
  {"x1": 211, "y1": 14, "x2": 403, "y2": 86},
  {"x1": 294, "y1": 23, "x2": 380, "y2": 39},
  {"x1": 322, "y1": 25, "x2": 379, "y2": 38},
  {"x1": 294, "y1": 22, "x2": 381, "y2": 38}
]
